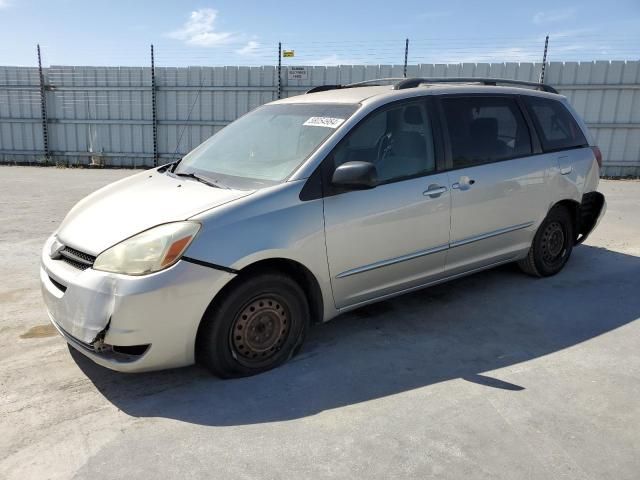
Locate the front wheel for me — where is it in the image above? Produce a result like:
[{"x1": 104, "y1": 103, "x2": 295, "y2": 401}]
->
[
  {"x1": 197, "y1": 272, "x2": 309, "y2": 378},
  {"x1": 518, "y1": 206, "x2": 574, "y2": 277}
]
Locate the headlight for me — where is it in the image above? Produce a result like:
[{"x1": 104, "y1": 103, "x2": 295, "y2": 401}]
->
[{"x1": 93, "y1": 222, "x2": 201, "y2": 275}]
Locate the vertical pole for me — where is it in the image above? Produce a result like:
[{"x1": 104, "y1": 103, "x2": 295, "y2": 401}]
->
[
  {"x1": 403, "y1": 38, "x2": 409, "y2": 78},
  {"x1": 539, "y1": 35, "x2": 549, "y2": 84},
  {"x1": 277, "y1": 42, "x2": 282, "y2": 99},
  {"x1": 151, "y1": 44, "x2": 158, "y2": 167},
  {"x1": 37, "y1": 44, "x2": 50, "y2": 165}
]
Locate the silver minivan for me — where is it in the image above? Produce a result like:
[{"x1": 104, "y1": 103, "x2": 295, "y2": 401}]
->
[{"x1": 40, "y1": 77, "x2": 606, "y2": 377}]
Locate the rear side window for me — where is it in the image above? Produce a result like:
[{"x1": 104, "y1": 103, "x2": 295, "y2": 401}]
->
[
  {"x1": 525, "y1": 97, "x2": 587, "y2": 152},
  {"x1": 441, "y1": 96, "x2": 532, "y2": 169}
]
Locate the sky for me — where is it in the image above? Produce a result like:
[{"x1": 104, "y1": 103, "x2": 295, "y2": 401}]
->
[{"x1": 0, "y1": 0, "x2": 638, "y2": 67}]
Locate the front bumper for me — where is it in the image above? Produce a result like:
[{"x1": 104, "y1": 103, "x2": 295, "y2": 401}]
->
[{"x1": 40, "y1": 236, "x2": 235, "y2": 372}]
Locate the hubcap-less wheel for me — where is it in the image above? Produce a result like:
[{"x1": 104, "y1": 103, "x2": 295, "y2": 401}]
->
[
  {"x1": 518, "y1": 206, "x2": 574, "y2": 278},
  {"x1": 230, "y1": 296, "x2": 290, "y2": 367},
  {"x1": 197, "y1": 272, "x2": 309, "y2": 378},
  {"x1": 541, "y1": 221, "x2": 566, "y2": 265}
]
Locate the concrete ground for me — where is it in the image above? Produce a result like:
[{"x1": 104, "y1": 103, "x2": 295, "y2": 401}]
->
[{"x1": 0, "y1": 166, "x2": 639, "y2": 480}]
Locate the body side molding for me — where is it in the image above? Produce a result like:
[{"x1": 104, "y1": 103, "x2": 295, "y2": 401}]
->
[{"x1": 335, "y1": 221, "x2": 534, "y2": 279}]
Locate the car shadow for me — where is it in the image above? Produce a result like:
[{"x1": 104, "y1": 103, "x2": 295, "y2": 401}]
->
[{"x1": 72, "y1": 245, "x2": 640, "y2": 426}]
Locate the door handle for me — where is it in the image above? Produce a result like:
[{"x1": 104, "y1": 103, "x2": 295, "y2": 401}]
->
[
  {"x1": 452, "y1": 176, "x2": 475, "y2": 191},
  {"x1": 423, "y1": 184, "x2": 448, "y2": 198},
  {"x1": 560, "y1": 165, "x2": 572, "y2": 175}
]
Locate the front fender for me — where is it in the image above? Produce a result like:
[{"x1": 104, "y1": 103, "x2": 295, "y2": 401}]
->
[{"x1": 186, "y1": 180, "x2": 336, "y2": 321}]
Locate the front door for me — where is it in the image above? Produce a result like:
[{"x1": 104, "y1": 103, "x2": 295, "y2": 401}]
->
[{"x1": 323, "y1": 100, "x2": 451, "y2": 309}]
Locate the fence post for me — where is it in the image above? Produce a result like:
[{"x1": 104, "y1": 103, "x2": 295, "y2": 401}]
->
[
  {"x1": 150, "y1": 44, "x2": 159, "y2": 167},
  {"x1": 403, "y1": 38, "x2": 409, "y2": 78},
  {"x1": 539, "y1": 35, "x2": 549, "y2": 84},
  {"x1": 277, "y1": 42, "x2": 282, "y2": 99},
  {"x1": 36, "y1": 44, "x2": 50, "y2": 165}
]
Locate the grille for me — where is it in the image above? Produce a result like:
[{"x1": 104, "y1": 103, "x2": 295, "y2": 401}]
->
[{"x1": 59, "y1": 246, "x2": 96, "y2": 270}]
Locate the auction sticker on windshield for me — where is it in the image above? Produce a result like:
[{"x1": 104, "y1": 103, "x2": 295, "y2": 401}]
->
[{"x1": 303, "y1": 117, "x2": 345, "y2": 129}]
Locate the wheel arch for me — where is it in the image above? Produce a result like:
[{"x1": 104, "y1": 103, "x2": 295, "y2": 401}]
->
[
  {"x1": 236, "y1": 258, "x2": 324, "y2": 325},
  {"x1": 548, "y1": 199, "x2": 580, "y2": 243},
  {"x1": 549, "y1": 192, "x2": 605, "y2": 245},
  {"x1": 196, "y1": 257, "x2": 325, "y2": 338}
]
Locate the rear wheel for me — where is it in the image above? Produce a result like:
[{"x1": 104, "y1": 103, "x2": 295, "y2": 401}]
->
[
  {"x1": 518, "y1": 206, "x2": 574, "y2": 277},
  {"x1": 197, "y1": 272, "x2": 309, "y2": 378}
]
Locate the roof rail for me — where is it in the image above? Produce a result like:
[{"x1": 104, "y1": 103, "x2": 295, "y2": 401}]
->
[
  {"x1": 306, "y1": 85, "x2": 343, "y2": 94},
  {"x1": 305, "y1": 78, "x2": 405, "y2": 94},
  {"x1": 392, "y1": 77, "x2": 558, "y2": 94},
  {"x1": 305, "y1": 77, "x2": 558, "y2": 95},
  {"x1": 347, "y1": 78, "x2": 406, "y2": 87}
]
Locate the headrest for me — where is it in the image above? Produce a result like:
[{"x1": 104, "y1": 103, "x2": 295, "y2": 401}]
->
[
  {"x1": 470, "y1": 118, "x2": 498, "y2": 140},
  {"x1": 403, "y1": 105, "x2": 423, "y2": 125}
]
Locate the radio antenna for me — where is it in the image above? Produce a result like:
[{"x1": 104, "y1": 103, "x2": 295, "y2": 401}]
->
[{"x1": 172, "y1": 74, "x2": 205, "y2": 163}]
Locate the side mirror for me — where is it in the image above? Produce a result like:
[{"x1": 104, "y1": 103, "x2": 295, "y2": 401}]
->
[{"x1": 331, "y1": 161, "x2": 378, "y2": 190}]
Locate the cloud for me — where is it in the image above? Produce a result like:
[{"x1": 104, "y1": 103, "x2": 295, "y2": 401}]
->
[
  {"x1": 168, "y1": 8, "x2": 235, "y2": 47},
  {"x1": 236, "y1": 40, "x2": 260, "y2": 55},
  {"x1": 533, "y1": 8, "x2": 576, "y2": 25}
]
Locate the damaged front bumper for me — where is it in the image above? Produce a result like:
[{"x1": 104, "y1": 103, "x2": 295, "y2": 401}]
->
[{"x1": 40, "y1": 235, "x2": 235, "y2": 372}]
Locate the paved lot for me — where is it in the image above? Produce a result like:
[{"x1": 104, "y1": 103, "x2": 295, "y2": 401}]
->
[{"x1": 1, "y1": 166, "x2": 639, "y2": 480}]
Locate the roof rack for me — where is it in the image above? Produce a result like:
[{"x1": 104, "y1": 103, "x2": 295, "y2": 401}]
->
[
  {"x1": 392, "y1": 77, "x2": 558, "y2": 94},
  {"x1": 305, "y1": 77, "x2": 558, "y2": 95},
  {"x1": 305, "y1": 85, "x2": 343, "y2": 94},
  {"x1": 305, "y1": 78, "x2": 405, "y2": 94}
]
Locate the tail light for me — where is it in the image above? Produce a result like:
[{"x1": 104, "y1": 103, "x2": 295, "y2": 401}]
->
[{"x1": 591, "y1": 146, "x2": 603, "y2": 169}]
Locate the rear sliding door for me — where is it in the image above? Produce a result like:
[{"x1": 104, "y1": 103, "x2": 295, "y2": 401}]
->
[{"x1": 439, "y1": 95, "x2": 556, "y2": 275}]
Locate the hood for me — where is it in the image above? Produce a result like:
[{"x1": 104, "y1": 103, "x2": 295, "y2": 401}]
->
[{"x1": 56, "y1": 169, "x2": 253, "y2": 254}]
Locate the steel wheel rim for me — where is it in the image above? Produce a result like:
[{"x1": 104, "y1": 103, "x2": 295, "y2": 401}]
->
[
  {"x1": 230, "y1": 296, "x2": 290, "y2": 366},
  {"x1": 541, "y1": 221, "x2": 566, "y2": 265}
]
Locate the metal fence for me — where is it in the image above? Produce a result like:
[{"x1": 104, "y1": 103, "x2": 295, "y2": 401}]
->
[{"x1": 1, "y1": 60, "x2": 639, "y2": 176}]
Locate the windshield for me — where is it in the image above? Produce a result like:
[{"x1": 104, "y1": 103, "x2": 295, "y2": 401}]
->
[{"x1": 175, "y1": 103, "x2": 358, "y2": 188}]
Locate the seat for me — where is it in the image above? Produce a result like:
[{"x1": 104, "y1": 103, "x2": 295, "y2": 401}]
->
[
  {"x1": 469, "y1": 118, "x2": 510, "y2": 161},
  {"x1": 376, "y1": 105, "x2": 433, "y2": 181}
]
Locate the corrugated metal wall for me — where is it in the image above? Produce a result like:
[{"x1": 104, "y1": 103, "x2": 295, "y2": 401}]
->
[{"x1": 1, "y1": 61, "x2": 638, "y2": 176}]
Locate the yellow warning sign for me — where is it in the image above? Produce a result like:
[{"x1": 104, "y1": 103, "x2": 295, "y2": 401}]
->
[{"x1": 282, "y1": 50, "x2": 295, "y2": 58}]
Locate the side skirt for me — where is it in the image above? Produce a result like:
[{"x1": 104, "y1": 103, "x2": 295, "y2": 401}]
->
[{"x1": 334, "y1": 254, "x2": 522, "y2": 315}]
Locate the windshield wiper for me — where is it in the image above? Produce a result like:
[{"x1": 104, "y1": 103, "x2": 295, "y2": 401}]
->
[{"x1": 173, "y1": 171, "x2": 230, "y2": 189}]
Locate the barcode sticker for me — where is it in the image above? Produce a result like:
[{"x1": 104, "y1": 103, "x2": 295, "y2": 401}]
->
[{"x1": 303, "y1": 117, "x2": 345, "y2": 129}]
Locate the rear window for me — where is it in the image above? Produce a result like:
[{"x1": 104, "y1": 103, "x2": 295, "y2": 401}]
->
[
  {"x1": 441, "y1": 96, "x2": 532, "y2": 169},
  {"x1": 525, "y1": 97, "x2": 588, "y2": 152}
]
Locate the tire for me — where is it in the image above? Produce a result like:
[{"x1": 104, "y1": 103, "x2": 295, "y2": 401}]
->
[
  {"x1": 518, "y1": 206, "x2": 574, "y2": 277},
  {"x1": 196, "y1": 272, "x2": 310, "y2": 378}
]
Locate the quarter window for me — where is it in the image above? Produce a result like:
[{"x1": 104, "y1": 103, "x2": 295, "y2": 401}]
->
[
  {"x1": 442, "y1": 96, "x2": 532, "y2": 168},
  {"x1": 333, "y1": 102, "x2": 436, "y2": 183},
  {"x1": 525, "y1": 96, "x2": 587, "y2": 152}
]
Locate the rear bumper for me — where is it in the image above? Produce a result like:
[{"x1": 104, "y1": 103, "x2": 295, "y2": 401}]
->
[
  {"x1": 40, "y1": 235, "x2": 235, "y2": 372},
  {"x1": 577, "y1": 191, "x2": 607, "y2": 244}
]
